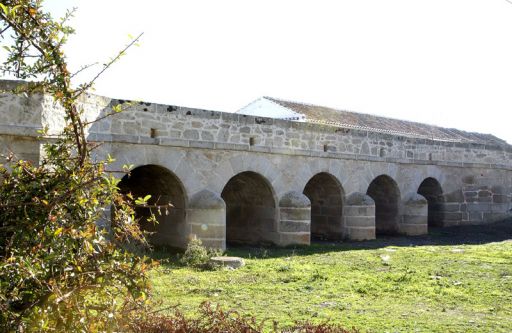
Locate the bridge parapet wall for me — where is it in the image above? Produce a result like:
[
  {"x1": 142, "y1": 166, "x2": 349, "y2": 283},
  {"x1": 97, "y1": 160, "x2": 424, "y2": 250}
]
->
[
  {"x1": 1, "y1": 84, "x2": 510, "y2": 170},
  {"x1": 78, "y1": 96, "x2": 512, "y2": 170}
]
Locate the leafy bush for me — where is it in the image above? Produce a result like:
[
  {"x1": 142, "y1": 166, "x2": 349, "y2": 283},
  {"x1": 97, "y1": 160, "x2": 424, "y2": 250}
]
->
[
  {"x1": 131, "y1": 302, "x2": 359, "y2": 333},
  {"x1": 180, "y1": 238, "x2": 210, "y2": 267},
  {"x1": 0, "y1": 1, "x2": 152, "y2": 331},
  {"x1": 180, "y1": 238, "x2": 223, "y2": 269}
]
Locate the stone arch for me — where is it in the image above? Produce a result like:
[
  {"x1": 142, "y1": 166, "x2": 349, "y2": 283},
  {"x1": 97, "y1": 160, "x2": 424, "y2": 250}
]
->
[
  {"x1": 118, "y1": 164, "x2": 187, "y2": 248},
  {"x1": 303, "y1": 172, "x2": 345, "y2": 241},
  {"x1": 417, "y1": 177, "x2": 445, "y2": 228},
  {"x1": 221, "y1": 171, "x2": 278, "y2": 246},
  {"x1": 366, "y1": 174, "x2": 401, "y2": 236}
]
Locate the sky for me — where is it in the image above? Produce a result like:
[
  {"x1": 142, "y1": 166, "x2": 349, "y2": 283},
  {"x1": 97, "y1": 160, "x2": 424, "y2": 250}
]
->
[{"x1": 36, "y1": 1, "x2": 512, "y2": 143}]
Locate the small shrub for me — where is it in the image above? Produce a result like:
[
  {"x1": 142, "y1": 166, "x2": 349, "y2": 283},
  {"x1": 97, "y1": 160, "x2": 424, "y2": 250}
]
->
[
  {"x1": 131, "y1": 302, "x2": 359, "y2": 333},
  {"x1": 286, "y1": 322, "x2": 360, "y2": 333},
  {"x1": 180, "y1": 238, "x2": 223, "y2": 270}
]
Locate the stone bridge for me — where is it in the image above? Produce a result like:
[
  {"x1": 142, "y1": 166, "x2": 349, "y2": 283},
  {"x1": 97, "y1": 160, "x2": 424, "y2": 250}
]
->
[{"x1": 1, "y1": 80, "x2": 512, "y2": 249}]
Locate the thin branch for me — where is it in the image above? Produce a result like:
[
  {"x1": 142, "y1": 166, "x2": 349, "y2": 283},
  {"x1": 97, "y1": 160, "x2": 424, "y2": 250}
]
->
[
  {"x1": 0, "y1": 24, "x2": 10, "y2": 36},
  {"x1": 0, "y1": 11, "x2": 46, "y2": 56},
  {"x1": 58, "y1": 7, "x2": 77, "y2": 27},
  {"x1": 70, "y1": 62, "x2": 98, "y2": 79},
  {"x1": 73, "y1": 32, "x2": 144, "y2": 99},
  {"x1": 83, "y1": 102, "x2": 134, "y2": 125}
]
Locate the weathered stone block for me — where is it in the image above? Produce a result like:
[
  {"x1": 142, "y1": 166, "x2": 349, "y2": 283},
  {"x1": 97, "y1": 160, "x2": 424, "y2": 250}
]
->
[
  {"x1": 209, "y1": 256, "x2": 245, "y2": 269},
  {"x1": 344, "y1": 205, "x2": 375, "y2": 216},
  {"x1": 441, "y1": 203, "x2": 461, "y2": 212},
  {"x1": 491, "y1": 203, "x2": 511, "y2": 212},
  {"x1": 345, "y1": 227, "x2": 375, "y2": 241},
  {"x1": 201, "y1": 131, "x2": 214, "y2": 141},
  {"x1": 402, "y1": 215, "x2": 427, "y2": 225},
  {"x1": 444, "y1": 212, "x2": 463, "y2": 221},
  {"x1": 492, "y1": 195, "x2": 510, "y2": 204},
  {"x1": 190, "y1": 223, "x2": 225, "y2": 239},
  {"x1": 201, "y1": 239, "x2": 226, "y2": 249},
  {"x1": 445, "y1": 190, "x2": 464, "y2": 202},
  {"x1": 279, "y1": 220, "x2": 310, "y2": 233},
  {"x1": 278, "y1": 232, "x2": 310, "y2": 246},
  {"x1": 466, "y1": 202, "x2": 491, "y2": 212},
  {"x1": 468, "y1": 212, "x2": 483, "y2": 222},
  {"x1": 345, "y1": 216, "x2": 375, "y2": 227},
  {"x1": 400, "y1": 224, "x2": 428, "y2": 236},
  {"x1": 280, "y1": 208, "x2": 311, "y2": 221},
  {"x1": 183, "y1": 129, "x2": 199, "y2": 140}
]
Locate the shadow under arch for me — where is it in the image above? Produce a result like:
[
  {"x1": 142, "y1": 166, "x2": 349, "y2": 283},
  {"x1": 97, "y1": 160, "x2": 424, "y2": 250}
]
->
[
  {"x1": 366, "y1": 174, "x2": 401, "y2": 236},
  {"x1": 118, "y1": 164, "x2": 187, "y2": 248},
  {"x1": 303, "y1": 172, "x2": 345, "y2": 241},
  {"x1": 221, "y1": 171, "x2": 277, "y2": 247},
  {"x1": 417, "y1": 177, "x2": 445, "y2": 229}
]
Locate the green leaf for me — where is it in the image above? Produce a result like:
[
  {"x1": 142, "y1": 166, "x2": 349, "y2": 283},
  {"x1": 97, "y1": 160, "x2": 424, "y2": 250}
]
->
[
  {"x1": 112, "y1": 104, "x2": 123, "y2": 113},
  {"x1": 10, "y1": 5, "x2": 21, "y2": 16},
  {"x1": 135, "y1": 194, "x2": 151, "y2": 206},
  {"x1": 0, "y1": 3, "x2": 7, "y2": 15},
  {"x1": 54, "y1": 227, "x2": 63, "y2": 236}
]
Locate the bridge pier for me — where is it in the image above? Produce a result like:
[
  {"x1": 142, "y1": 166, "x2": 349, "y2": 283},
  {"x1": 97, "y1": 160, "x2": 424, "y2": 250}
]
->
[
  {"x1": 187, "y1": 190, "x2": 226, "y2": 249},
  {"x1": 343, "y1": 192, "x2": 376, "y2": 240},
  {"x1": 277, "y1": 191, "x2": 311, "y2": 246},
  {"x1": 400, "y1": 193, "x2": 428, "y2": 236}
]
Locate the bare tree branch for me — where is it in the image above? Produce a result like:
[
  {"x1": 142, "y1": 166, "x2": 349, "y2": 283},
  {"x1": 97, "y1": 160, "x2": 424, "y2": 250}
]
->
[{"x1": 73, "y1": 32, "x2": 144, "y2": 99}]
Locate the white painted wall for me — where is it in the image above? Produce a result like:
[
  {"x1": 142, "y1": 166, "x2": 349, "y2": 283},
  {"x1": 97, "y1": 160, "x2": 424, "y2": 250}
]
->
[{"x1": 237, "y1": 97, "x2": 306, "y2": 121}]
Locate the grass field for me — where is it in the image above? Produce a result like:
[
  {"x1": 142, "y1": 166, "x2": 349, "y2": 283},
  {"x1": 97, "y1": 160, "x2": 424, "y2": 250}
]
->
[{"x1": 150, "y1": 222, "x2": 512, "y2": 332}]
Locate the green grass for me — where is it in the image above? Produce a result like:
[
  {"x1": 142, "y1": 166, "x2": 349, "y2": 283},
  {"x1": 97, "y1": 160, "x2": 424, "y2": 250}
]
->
[{"x1": 150, "y1": 225, "x2": 512, "y2": 332}]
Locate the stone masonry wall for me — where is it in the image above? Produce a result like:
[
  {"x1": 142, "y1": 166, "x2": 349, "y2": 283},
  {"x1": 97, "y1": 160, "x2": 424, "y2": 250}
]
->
[
  {"x1": 1, "y1": 86, "x2": 510, "y2": 171},
  {"x1": 79, "y1": 96, "x2": 512, "y2": 170},
  {"x1": 1, "y1": 81, "x2": 512, "y2": 249}
]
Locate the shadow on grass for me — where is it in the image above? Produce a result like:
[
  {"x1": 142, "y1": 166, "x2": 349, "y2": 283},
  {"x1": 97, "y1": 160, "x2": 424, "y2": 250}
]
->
[
  {"x1": 151, "y1": 219, "x2": 512, "y2": 262},
  {"x1": 225, "y1": 219, "x2": 512, "y2": 259}
]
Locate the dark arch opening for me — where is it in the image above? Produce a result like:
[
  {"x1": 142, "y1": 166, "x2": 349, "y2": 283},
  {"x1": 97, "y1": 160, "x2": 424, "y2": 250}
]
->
[
  {"x1": 417, "y1": 177, "x2": 445, "y2": 228},
  {"x1": 303, "y1": 172, "x2": 344, "y2": 241},
  {"x1": 366, "y1": 175, "x2": 400, "y2": 236},
  {"x1": 118, "y1": 165, "x2": 187, "y2": 248},
  {"x1": 221, "y1": 171, "x2": 277, "y2": 246}
]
